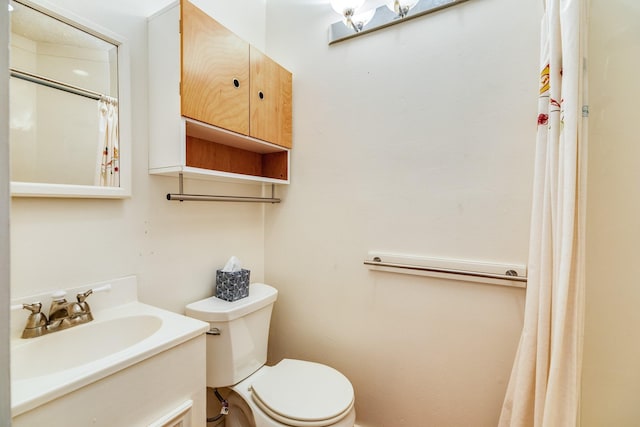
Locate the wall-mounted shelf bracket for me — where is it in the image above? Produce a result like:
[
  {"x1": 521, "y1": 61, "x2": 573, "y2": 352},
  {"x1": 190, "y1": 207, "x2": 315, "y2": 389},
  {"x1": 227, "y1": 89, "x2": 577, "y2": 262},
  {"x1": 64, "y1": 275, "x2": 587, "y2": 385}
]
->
[{"x1": 166, "y1": 173, "x2": 281, "y2": 203}]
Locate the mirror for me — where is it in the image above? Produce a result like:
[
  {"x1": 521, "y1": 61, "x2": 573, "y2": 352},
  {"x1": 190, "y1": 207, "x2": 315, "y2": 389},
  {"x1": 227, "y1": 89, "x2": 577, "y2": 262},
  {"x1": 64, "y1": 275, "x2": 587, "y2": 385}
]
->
[{"x1": 9, "y1": 0, "x2": 131, "y2": 198}]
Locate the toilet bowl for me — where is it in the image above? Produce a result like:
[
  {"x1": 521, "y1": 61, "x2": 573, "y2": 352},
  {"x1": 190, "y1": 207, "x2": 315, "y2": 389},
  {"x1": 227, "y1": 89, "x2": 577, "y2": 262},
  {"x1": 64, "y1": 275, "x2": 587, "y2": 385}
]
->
[
  {"x1": 227, "y1": 359, "x2": 356, "y2": 427},
  {"x1": 185, "y1": 283, "x2": 356, "y2": 427}
]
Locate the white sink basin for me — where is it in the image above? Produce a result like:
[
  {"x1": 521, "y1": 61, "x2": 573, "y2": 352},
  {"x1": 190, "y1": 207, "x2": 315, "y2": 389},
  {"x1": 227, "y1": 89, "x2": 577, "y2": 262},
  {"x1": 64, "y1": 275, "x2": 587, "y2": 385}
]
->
[
  {"x1": 11, "y1": 293, "x2": 208, "y2": 417},
  {"x1": 11, "y1": 314, "x2": 163, "y2": 380}
]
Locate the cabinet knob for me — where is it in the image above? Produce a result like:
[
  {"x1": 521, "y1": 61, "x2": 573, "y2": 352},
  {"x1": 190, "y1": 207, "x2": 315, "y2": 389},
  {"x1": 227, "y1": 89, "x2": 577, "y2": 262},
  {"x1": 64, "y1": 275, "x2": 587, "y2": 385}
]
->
[
  {"x1": 232, "y1": 78, "x2": 240, "y2": 88},
  {"x1": 258, "y1": 91, "x2": 264, "y2": 100}
]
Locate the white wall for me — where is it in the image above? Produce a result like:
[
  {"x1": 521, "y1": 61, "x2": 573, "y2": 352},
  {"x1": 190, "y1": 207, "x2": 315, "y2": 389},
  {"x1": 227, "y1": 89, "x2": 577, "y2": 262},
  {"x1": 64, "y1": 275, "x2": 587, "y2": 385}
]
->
[
  {"x1": 1, "y1": 0, "x2": 11, "y2": 423},
  {"x1": 582, "y1": 0, "x2": 640, "y2": 425},
  {"x1": 263, "y1": 0, "x2": 540, "y2": 425}
]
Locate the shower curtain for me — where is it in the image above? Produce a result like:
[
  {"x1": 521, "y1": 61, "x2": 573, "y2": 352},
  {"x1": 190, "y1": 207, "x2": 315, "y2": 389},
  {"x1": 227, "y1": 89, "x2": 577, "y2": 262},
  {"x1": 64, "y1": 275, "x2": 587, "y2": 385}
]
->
[
  {"x1": 499, "y1": 0, "x2": 588, "y2": 426},
  {"x1": 95, "y1": 96, "x2": 120, "y2": 187}
]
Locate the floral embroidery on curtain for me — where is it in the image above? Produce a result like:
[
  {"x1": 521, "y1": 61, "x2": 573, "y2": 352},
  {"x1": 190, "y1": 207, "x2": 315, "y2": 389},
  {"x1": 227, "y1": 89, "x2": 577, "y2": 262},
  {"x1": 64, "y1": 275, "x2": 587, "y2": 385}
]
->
[{"x1": 95, "y1": 96, "x2": 119, "y2": 187}]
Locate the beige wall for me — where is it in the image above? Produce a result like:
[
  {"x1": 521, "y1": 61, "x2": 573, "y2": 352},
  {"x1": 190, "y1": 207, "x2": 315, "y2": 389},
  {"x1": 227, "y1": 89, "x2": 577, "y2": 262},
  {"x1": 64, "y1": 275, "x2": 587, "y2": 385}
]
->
[
  {"x1": 1, "y1": 0, "x2": 11, "y2": 423},
  {"x1": 582, "y1": 0, "x2": 640, "y2": 425},
  {"x1": 263, "y1": 0, "x2": 540, "y2": 425}
]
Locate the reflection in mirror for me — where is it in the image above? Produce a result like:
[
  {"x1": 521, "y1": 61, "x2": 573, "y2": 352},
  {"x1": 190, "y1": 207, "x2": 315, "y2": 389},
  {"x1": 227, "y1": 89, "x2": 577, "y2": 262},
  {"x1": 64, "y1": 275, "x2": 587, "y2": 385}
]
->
[{"x1": 9, "y1": 0, "x2": 130, "y2": 198}]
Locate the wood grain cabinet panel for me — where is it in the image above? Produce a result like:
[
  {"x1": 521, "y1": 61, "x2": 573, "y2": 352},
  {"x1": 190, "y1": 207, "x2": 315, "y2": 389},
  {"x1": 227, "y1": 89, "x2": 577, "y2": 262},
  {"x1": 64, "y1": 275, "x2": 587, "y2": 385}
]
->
[
  {"x1": 181, "y1": 0, "x2": 291, "y2": 149},
  {"x1": 181, "y1": 0, "x2": 250, "y2": 136},
  {"x1": 250, "y1": 47, "x2": 292, "y2": 148}
]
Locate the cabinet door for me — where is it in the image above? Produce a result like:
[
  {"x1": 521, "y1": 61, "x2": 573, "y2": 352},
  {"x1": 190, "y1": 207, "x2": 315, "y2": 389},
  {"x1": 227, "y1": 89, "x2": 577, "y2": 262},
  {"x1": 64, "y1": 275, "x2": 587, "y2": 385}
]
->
[
  {"x1": 249, "y1": 46, "x2": 292, "y2": 148},
  {"x1": 181, "y1": 0, "x2": 249, "y2": 135}
]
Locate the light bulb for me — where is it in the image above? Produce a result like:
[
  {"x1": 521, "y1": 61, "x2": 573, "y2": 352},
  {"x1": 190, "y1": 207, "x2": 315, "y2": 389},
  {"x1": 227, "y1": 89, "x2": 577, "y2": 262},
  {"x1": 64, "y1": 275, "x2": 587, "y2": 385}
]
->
[
  {"x1": 385, "y1": 0, "x2": 419, "y2": 17},
  {"x1": 346, "y1": 9, "x2": 375, "y2": 32},
  {"x1": 331, "y1": 0, "x2": 366, "y2": 17}
]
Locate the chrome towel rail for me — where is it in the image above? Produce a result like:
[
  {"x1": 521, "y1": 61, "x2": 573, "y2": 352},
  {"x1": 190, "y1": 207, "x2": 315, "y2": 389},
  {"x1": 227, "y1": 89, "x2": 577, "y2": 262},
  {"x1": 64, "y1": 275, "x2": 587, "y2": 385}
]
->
[
  {"x1": 364, "y1": 259, "x2": 527, "y2": 282},
  {"x1": 167, "y1": 193, "x2": 280, "y2": 203},
  {"x1": 364, "y1": 253, "x2": 527, "y2": 288},
  {"x1": 166, "y1": 173, "x2": 281, "y2": 203}
]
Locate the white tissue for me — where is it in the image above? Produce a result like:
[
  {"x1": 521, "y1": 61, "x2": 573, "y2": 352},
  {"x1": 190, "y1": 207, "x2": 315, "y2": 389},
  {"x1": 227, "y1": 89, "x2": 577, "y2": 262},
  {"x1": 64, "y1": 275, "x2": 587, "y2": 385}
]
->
[{"x1": 222, "y1": 256, "x2": 242, "y2": 272}]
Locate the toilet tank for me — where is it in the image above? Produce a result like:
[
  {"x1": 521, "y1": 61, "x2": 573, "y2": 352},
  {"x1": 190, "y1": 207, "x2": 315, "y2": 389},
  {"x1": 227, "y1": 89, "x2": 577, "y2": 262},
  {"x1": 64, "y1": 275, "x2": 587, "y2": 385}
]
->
[{"x1": 185, "y1": 283, "x2": 278, "y2": 388}]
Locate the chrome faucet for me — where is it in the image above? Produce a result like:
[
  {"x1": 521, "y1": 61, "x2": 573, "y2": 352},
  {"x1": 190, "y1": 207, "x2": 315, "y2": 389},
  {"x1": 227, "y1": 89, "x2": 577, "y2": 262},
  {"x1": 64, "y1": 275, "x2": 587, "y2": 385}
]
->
[
  {"x1": 20, "y1": 290, "x2": 96, "y2": 338},
  {"x1": 74, "y1": 289, "x2": 94, "y2": 323},
  {"x1": 48, "y1": 291, "x2": 70, "y2": 323},
  {"x1": 20, "y1": 303, "x2": 48, "y2": 338}
]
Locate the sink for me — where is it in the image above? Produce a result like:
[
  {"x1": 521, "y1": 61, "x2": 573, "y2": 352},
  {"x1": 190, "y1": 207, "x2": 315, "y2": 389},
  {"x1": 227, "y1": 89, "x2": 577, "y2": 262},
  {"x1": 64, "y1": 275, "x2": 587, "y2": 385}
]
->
[
  {"x1": 11, "y1": 314, "x2": 163, "y2": 380},
  {"x1": 10, "y1": 277, "x2": 209, "y2": 418}
]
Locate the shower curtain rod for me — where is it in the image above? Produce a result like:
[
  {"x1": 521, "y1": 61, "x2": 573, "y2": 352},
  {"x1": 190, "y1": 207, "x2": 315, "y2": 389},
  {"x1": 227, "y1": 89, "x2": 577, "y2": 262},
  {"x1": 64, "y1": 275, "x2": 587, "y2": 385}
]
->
[
  {"x1": 10, "y1": 68, "x2": 105, "y2": 101},
  {"x1": 166, "y1": 173, "x2": 281, "y2": 203}
]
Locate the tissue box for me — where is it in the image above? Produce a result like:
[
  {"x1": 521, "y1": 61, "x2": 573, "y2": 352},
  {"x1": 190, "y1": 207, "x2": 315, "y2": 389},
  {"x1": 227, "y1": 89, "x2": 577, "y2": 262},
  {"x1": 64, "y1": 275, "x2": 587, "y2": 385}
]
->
[{"x1": 215, "y1": 269, "x2": 250, "y2": 302}]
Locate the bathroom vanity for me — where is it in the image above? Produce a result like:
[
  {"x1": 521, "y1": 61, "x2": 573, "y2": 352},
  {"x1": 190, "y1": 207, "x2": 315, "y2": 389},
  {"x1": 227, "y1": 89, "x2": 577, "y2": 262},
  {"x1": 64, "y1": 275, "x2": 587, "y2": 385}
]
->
[{"x1": 10, "y1": 276, "x2": 209, "y2": 427}]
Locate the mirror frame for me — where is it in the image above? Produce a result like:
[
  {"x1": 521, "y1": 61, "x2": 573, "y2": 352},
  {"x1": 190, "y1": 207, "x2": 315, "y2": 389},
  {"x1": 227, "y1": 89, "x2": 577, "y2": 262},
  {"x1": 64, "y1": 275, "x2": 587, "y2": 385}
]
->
[{"x1": 9, "y1": 0, "x2": 132, "y2": 199}]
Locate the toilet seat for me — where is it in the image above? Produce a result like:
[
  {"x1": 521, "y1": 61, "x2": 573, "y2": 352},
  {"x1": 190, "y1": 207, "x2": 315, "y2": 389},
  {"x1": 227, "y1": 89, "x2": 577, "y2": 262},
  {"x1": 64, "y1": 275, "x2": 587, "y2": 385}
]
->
[{"x1": 250, "y1": 359, "x2": 354, "y2": 427}]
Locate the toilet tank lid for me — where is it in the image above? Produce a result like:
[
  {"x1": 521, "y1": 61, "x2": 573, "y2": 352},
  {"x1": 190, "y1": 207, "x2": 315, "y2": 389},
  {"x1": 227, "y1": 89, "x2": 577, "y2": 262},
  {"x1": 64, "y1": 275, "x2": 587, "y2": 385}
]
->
[{"x1": 185, "y1": 283, "x2": 278, "y2": 322}]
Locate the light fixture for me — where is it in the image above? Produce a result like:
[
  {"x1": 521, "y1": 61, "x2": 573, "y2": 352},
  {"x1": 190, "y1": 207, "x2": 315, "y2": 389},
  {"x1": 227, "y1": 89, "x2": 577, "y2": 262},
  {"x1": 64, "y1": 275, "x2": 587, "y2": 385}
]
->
[
  {"x1": 346, "y1": 9, "x2": 375, "y2": 32},
  {"x1": 329, "y1": 0, "x2": 471, "y2": 45},
  {"x1": 330, "y1": 0, "x2": 365, "y2": 16},
  {"x1": 330, "y1": 0, "x2": 374, "y2": 33},
  {"x1": 8, "y1": 3, "x2": 14, "y2": 12},
  {"x1": 386, "y1": 0, "x2": 419, "y2": 18}
]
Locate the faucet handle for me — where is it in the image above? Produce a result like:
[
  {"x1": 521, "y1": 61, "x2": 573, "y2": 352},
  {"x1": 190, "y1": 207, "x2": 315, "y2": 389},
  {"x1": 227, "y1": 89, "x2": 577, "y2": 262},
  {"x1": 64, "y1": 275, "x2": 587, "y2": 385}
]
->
[
  {"x1": 21, "y1": 302, "x2": 48, "y2": 338},
  {"x1": 22, "y1": 302, "x2": 43, "y2": 314},
  {"x1": 75, "y1": 289, "x2": 94, "y2": 323},
  {"x1": 76, "y1": 289, "x2": 93, "y2": 302}
]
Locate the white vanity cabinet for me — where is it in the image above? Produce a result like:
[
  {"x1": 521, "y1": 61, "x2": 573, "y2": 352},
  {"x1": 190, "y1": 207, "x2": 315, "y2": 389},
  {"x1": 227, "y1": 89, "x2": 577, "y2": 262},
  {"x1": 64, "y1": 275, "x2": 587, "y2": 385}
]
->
[
  {"x1": 148, "y1": 1, "x2": 291, "y2": 184},
  {"x1": 12, "y1": 335, "x2": 206, "y2": 427},
  {"x1": 10, "y1": 276, "x2": 208, "y2": 427}
]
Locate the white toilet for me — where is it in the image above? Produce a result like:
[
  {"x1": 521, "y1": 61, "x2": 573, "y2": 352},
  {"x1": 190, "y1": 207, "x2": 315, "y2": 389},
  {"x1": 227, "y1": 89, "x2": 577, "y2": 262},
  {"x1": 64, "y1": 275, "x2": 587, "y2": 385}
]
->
[{"x1": 186, "y1": 283, "x2": 356, "y2": 427}]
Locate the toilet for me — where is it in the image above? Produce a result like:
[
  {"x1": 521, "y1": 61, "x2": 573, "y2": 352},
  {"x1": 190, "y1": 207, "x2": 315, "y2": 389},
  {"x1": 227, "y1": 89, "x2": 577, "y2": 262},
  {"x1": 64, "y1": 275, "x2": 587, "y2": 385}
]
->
[{"x1": 186, "y1": 283, "x2": 356, "y2": 427}]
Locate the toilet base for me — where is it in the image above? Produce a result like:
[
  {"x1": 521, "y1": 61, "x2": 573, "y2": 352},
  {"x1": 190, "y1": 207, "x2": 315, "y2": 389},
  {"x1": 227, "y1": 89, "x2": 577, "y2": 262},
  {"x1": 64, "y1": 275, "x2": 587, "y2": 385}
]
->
[
  {"x1": 225, "y1": 390, "x2": 256, "y2": 427},
  {"x1": 226, "y1": 364, "x2": 356, "y2": 427}
]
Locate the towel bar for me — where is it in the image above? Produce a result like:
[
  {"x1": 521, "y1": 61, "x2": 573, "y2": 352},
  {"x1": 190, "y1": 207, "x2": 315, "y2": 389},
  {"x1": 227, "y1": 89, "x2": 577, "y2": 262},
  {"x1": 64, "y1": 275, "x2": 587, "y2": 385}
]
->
[
  {"x1": 364, "y1": 253, "x2": 527, "y2": 288},
  {"x1": 166, "y1": 173, "x2": 281, "y2": 203}
]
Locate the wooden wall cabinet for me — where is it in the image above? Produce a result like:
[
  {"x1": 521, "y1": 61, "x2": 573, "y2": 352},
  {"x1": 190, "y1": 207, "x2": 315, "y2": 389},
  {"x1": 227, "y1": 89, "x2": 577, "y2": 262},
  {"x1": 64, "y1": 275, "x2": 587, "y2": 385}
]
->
[
  {"x1": 249, "y1": 47, "x2": 293, "y2": 149},
  {"x1": 148, "y1": 0, "x2": 292, "y2": 184}
]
